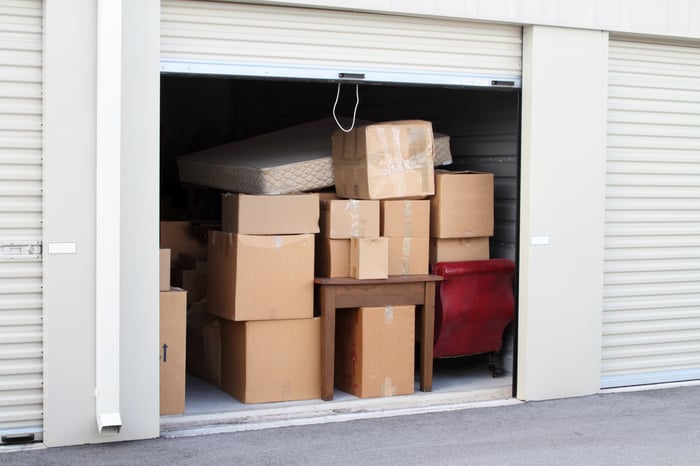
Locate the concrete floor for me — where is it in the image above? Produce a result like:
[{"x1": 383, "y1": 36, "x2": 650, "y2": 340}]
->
[{"x1": 161, "y1": 354, "x2": 514, "y2": 436}]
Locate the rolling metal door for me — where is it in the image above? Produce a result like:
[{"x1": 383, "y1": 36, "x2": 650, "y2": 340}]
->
[
  {"x1": 603, "y1": 37, "x2": 700, "y2": 388},
  {"x1": 0, "y1": 0, "x2": 43, "y2": 443},
  {"x1": 160, "y1": 0, "x2": 522, "y2": 87}
]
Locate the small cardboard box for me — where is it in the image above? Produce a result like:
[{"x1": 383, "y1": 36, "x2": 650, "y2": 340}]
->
[
  {"x1": 430, "y1": 171, "x2": 494, "y2": 238},
  {"x1": 332, "y1": 120, "x2": 435, "y2": 200},
  {"x1": 207, "y1": 231, "x2": 314, "y2": 321},
  {"x1": 160, "y1": 289, "x2": 187, "y2": 415},
  {"x1": 380, "y1": 199, "x2": 430, "y2": 238},
  {"x1": 160, "y1": 221, "x2": 208, "y2": 260},
  {"x1": 350, "y1": 237, "x2": 388, "y2": 279},
  {"x1": 221, "y1": 317, "x2": 321, "y2": 403},
  {"x1": 171, "y1": 255, "x2": 208, "y2": 305},
  {"x1": 388, "y1": 237, "x2": 429, "y2": 276},
  {"x1": 335, "y1": 306, "x2": 415, "y2": 398},
  {"x1": 159, "y1": 249, "x2": 171, "y2": 291},
  {"x1": 186, "y1": 303, "x2": 221, "y2": 387},
  {"x1": 315, "y1": 237, "x2": 351, "y2": 278},
  {"x1": 320, "y1": 199, "x2": 379, "y2": 239},
  {"x1": 222, "y1": 192, "x2": 320, "y2": 235},
  {"x1": 429, "y1": 237, "x2": 490, "y2": 263}
]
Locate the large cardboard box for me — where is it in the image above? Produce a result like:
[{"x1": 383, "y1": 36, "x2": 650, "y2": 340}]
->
[
  {"x1": 430, "y1": 171, "x2": 494, "y2": 238},
  {"x1": 159, "y1": 249, "x2": 171, "y2": 291},
  {"x1": 388, "y1": 237, "x2": 429, "y2": 276},
  {"x1": 222, "y1": 192, "x2": 320, "y2": 235},
  {"x1": 380, "y1": 199, "x2": 430, "y2": 238},
  {"x1": 221, "y1": 317, "x2": 321, "y2": 403},
  {"x1": 320, "y1": 199, "x2": 379, "y2": 239},
  {"x1": 332, "y1": 120, "x2": 435, "y2": 200},
  {"x1": 207, "y1": 231, "x2": 314, "y2": 321},
  {"x1": 160, "y1": 221, "x2": 208, "y2": 260},
  {"x1": 350, "y1": 237, "x2": 388, "y2": 279},
  {"x1": 160, "y1": 289, "x2": 187, "y2": 415},
  {"x1": 315, "y1": 237, "x2": 351, "y2": 278},
  {"x1": 429, "y1": 237, "x2": 490, "y2": 263},
  {"x1": 186, "y1": 303, "x2": 221, "y2": 387},
  {"x1": 335, "y1": 306, "x2": 415, "y2": 398}
]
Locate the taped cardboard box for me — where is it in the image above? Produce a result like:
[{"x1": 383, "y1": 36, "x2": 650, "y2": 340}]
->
[
  {"x1": 430, "y1": 171, "x2": 494, "y2": 238},
  {"x1": 207, "y1": 231, "x2": 314, "y2": 321},
  {"x1": 222, "y1": 192, "x2": 320, "y2": 235},
  {"x1": 332, "y1": 120, "x2": 435, "y2": 200},
  {"x1": 429, "y1": 237, "x2": 490, "y2": 263},
  {"x1": 350, "y1": 237, "x2": 388, "y2": 280},
  {"x1": 315, "y1": 237, "x2": 351, "y2": 278},
  {"x1": 335, "y1": 306, "x2": 415, "y2": 398},
  {"x1": 221, "y1": 317, "x2": 321, "y2": 403},
  {"x1": 186, "y1": 302, "x2": 221, "y2": 387},
  {"x1": 159, "y1": 249, "x2": 171, "y2": 291},
  {"x1": 160, "y1": 289, "x2": 187, "y2": 415},
  {"x1": 320, "y1": 199, "x2": 379, "y2": 239},
  {"x1": 380, "y1": 199, "x2": 430, "y2": 238},
  {"x1": 388, "y1": 237, "x2": 429, "y2": 276}
]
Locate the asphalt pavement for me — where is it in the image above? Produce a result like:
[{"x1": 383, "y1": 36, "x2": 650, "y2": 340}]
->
[{"x1": 2, "y1": 383, "x2": 700, "y2": 465}]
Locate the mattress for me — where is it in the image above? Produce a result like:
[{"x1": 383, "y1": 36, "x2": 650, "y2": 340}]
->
[{"x1": 177, "y1": 119, "x2": 452, "y2": 195}]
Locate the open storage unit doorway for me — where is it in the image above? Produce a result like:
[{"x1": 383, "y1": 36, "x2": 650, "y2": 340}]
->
[{"x1": 159, "y1": 0, "x2": 522, "y2": 428}]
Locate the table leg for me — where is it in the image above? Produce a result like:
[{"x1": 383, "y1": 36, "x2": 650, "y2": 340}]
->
[
  {"x1": 319, "y1": 285, "x2": 336, "y2": 401},
  {"x1": 419, "y1": 281, "x2": 436, "y2": 392}
]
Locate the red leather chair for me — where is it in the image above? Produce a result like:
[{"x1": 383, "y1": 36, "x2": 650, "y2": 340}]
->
[{"x1": 431, "y1": 259, "x2": 515, "y2": 376}]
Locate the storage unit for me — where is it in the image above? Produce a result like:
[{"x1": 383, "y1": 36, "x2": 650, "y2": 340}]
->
[
  {"x1": 0, "y1": 0, "x2": 44, "y2": 445},
  {"x1": 602, "y1": 37, "x2": 700, "y2": 388}
]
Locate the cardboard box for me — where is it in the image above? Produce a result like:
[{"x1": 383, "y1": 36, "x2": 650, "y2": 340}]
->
[
  {"x1": 332, "y1": 120, "x2": 435, "y2": 200},
  {"x1": 430, "y1": 171, "x2": 494, "y2": 238},
  {"x1": 160, "y1": 249, "x2": 171, "y2": 292},
  {"x1": 429, "y1": 237, "x2": 490, "y2": 263},
  {"x1": 171, "y1": 255, "x2": 208, "y2": 305},
  {"x1": 160, "y1": 221, "x2": 208, "y2": 261},
  {"x1": 350, "y1": 237, "x2": 388, "y2": 279},
  {"x1": 315, "y1": 237, "x2": 351, "y2": 278},
  {"x1": 222, "y1": 192, "x2": 320, "y2": 235},
  {"x1": 335, "y1": 306, "x2": 415, "y2": 398},
  {"x1": 221, "y1": 317, "x2": 321, "y2": 403},
  {"x1": 160, "y1": 289, "x2": 187, "y2": 415},
  {"x1": 388, "y1": 237, "x2": 429, "y2": 276},
  {"x1": 207, "y1": 231, "x2": 314, "y2": 321},
  {"x1": 320, "y1": 199, "x2": 379, "y2": 239},
  {"x1": 186, "y1": 304, "x2": 222, "y2": 387},
  {"x1": 380, "y1": 199, "x2": 430, "y2": 238}
]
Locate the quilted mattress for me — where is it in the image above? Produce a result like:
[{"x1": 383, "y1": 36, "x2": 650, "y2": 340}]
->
[{"x1": 177, "y1": 119, "x2": 452, "y2": 195}]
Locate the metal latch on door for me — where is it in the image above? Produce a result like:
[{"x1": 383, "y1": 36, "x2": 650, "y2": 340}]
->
[{"x1": 0, "y1": 241, "x2": 42, "y2": 261}]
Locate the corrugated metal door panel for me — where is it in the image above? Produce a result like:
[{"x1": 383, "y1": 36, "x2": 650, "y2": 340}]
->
[
  {"x1": 0, "y1": 0, "x2": 43, "y2": 442},
  {"x1": 160, "y1": 0, "x2": 522, "y2": 86},
  {"x1": 602, "y1": 37, "x2": 700, "y2": 388}
]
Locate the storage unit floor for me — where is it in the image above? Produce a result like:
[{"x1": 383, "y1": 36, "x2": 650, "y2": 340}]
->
[{"x1": 161, "y1": 356, "x2": 514, "y2": 437}]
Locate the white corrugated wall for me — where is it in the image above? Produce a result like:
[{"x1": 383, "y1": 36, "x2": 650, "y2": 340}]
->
[
  {"x1": 160, "y1": 0, "x2": 522, "y2": 87},
  {"x1": 0, "y1": 0, "x2": 43, "y2": 443},
  {"x1": 603, "y1": 36, "x2": 700, "y2": 388}
]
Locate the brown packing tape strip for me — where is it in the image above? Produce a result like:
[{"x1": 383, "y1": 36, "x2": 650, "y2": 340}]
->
[
  {"x1": 345, "y1": 200, "x2": 365, "y2": 237},
  {"x1": 380, "y1": 376, "x2": 397, "y2": 397},
  {"x1": 403, "y1": 201, "x2": 413, "y2": 237},
  {"x1": 384, "y1": 305, "x2": 394, "y2": 323},
  {"x1": 401, "y1": 238, "x2": 412, "y2": 275}
]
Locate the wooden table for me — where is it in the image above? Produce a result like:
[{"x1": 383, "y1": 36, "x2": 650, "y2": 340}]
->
[{"x1": 314, "y1": 274, "x2": 443, "y2": 401}]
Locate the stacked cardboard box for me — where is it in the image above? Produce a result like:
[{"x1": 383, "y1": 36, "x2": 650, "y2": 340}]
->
[
  {"x1": 381, "y1": 199, "x2": 430, "y2": 275},
  {"x1": 315, "y1": 198, "x2": 387, "y2": 279},
  {"x1": 159, "y1": 247, "x2": 187, "y2": 416},
  {"x1": 429, "y1": 170, "x2": 494, "y2": 263},
  {"x1": 209, "y1": 193, "x2": 322, "y2": 403},
  {"x1": 160, "y1": 221, "x2": 209, "y2": 306}
]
